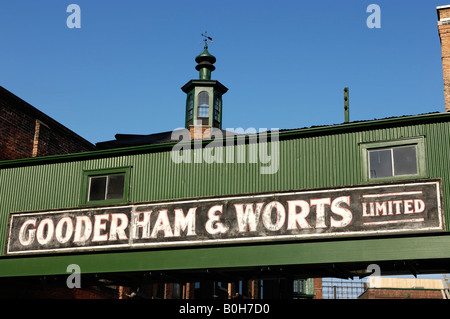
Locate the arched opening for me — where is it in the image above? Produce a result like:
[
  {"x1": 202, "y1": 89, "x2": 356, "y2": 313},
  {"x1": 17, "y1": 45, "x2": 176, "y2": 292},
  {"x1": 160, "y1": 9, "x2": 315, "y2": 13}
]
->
[{"x1": 197, "y1": 91, "x2": 209, "y2": 125}]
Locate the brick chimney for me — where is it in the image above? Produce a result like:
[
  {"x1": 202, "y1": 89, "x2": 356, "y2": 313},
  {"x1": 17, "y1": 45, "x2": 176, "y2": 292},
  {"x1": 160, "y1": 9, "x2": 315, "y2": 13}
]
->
[{"x1": 437, "y1": 5, "x2": 450, "y2": 112}]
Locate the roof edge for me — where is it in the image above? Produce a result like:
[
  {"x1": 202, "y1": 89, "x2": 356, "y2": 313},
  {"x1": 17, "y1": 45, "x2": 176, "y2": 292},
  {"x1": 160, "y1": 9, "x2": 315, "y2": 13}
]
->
[
  {"x1": 0, "y1": 86, "x2": 95, "y2": 148},
  {"x1": 1, "y1": 112, "x2": 449, "y2": 168}
]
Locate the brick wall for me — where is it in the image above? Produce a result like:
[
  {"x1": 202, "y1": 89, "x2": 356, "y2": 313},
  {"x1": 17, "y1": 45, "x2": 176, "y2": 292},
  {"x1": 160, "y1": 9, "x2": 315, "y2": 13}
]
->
[
  {"x1": 313, "y1": 278, "x2": 323, "y2": 299},
  {"x1": 438, "y1": 6, "x2": 450, "y2": 112},
  {"x1": 0, "y1": 86, "x2": 95, "y2": 160},
  {"x1": 0, "y1": 284, "x2": 126, "y2": 299},
  {"x1": 359, "y1": 288, "x2": 444, "y2": 299},
  {"x1": 189, "y1": 125, "x2": 212, "y2": 140}
]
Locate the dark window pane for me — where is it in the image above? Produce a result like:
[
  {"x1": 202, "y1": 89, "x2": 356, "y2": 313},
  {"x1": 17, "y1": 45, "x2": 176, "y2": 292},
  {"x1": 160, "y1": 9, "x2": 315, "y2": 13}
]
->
[
  {"x1": 393, "y1": 146, "x2": 417, "y2": 176},
  {"x1": 198, "y1": 117, "x2": 209, "y2": 125},
  {"x1": 107, "y1": 174, "x2": 125, "y2": 200},
  {"x1": 198, "y1": 92, "x2": 209, "y2": 118},
  {"x1": 89, "y1": 176, "x2": 107, "y2": 201},
  {"x1": 214, "y1": 96, "x2": 220, "y2": 121},
  {"x1": 187, "y1": 94, "x2": 193, "y2": 110},
  {"x1": 187, "y1": 94, "x2": 193, "y2": 121},
  {"x1": 198, "y1": 92, "x2": 209, "y2": 105},
  {"x1": 369, "y1": 149, "x2": 393, "y2": 178}
]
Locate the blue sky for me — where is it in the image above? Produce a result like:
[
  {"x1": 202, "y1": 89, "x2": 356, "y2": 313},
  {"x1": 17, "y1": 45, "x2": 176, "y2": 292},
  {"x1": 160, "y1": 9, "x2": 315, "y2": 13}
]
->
[{"x1": 0, "y1": 0, "x2": 447, "y2": 144}]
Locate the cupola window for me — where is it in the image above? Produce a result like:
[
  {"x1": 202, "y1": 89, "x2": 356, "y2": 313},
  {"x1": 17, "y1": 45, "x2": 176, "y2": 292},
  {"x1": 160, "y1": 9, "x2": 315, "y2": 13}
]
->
[
  {"x1": 186, "y1": 94, "x2": 194, "y2": 122},
  {"x1": 198, "y1": 91, "x2": 209, "y2": 118},
  {"x1": 214, "y1": 95, "x2": 220, "y2": 122}
]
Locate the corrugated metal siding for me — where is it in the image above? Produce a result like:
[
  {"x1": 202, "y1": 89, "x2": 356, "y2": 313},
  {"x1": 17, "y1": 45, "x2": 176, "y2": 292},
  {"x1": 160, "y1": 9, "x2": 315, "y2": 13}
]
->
[{"x1": 1, "y1": 121, "x2": 450, "y2": 255}]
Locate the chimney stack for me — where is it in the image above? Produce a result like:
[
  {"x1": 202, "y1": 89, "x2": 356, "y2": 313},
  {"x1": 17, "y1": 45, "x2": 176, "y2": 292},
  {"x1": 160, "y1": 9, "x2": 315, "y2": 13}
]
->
[{"x1": 437, "y1": 5, "x2": 450, "y2": 112}]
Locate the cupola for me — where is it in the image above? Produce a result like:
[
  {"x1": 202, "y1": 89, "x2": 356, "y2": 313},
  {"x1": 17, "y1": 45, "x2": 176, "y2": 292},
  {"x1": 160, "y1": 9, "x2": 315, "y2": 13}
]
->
[{"x1": 181, "y1": 33, "x2": 228, "y2": 139}]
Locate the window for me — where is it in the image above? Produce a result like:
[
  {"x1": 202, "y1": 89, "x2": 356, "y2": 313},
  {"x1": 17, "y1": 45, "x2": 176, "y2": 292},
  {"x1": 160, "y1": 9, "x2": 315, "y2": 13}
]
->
[
  {"x1": 82, "y1": 167, "x2": 131, "y2": 205},
  {"x1": 186, "y1": 94, "x2": 193, "y2": 122},
  {"x1": 213, "y1": 95, "x2": 220, "y2": 122},
  {"x1": 198, "y1": 91, "x2": 209, "y2": 118},
  {"x1": 88, "y1": 174, "x2": 125, "y2": 201},
  {"x1": 369, "y1": 146, "x2": 417, "y2": 178},
  {"x1": 361, "y1": 137, "x2": 425, "y2": 181}
]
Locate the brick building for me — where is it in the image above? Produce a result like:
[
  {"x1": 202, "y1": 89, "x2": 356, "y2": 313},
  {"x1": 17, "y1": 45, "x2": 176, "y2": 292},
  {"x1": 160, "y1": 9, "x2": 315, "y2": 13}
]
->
[
  {"x1": 438, "y1": 5, "x2": 450, "y2": 112},
  {"x1": 360, "y1": 288, "x2": 444, "y2": 299},
  {"x1": 359, "y1": 277, "x2": 446, "y2": 299},
  {"x1": 0, "y1": 86, "x2": 95, "y2": 160},
  {"x1": 0, "y1": 86, "x2": 98, "y2": 299}
]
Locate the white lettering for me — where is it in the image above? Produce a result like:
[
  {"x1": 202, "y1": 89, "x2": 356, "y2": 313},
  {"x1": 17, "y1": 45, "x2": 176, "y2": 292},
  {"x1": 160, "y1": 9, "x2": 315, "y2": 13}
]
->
[
  {"x1": 92, "y1": 214, "x2": 109, "y2": 242},
  {"x1": 330, "y1": 196, "x2": 352, "y2": 227},
  {"x1": 74, "y1": 216, "x2": 92, "y2": 243},
  {"x1": 55, "y1": 217, "x2": 74, "y2": 244},
  {"x1": 404, "y1": 200, "x2": 414, "y2": 214},
  {"x1": 109, "y1": 213, "x2": 128, "y2": 241},
  {"x1": 310, "y1": 198, "x2": 331, "y2": 229},
  {"x1": 286, "y1": 200, "x2": 311, "y2": 229},
  {"x1": 362, "y1": 202, "x2": 370, "y2": 217},
  {"x1": 151, "y1": 210, "x2": 173, "y2": 238},
  {"x1": 132, "y1": 211, "x2": 152, "y2": 239},
  {"x1": 234, "y1": 203, "x2": 263, "y2": 232},
  {"x1": 375, "y1": 201, "x2": 387, "y2": 216},
  {"x1": 414, "y1": 199, "x2": 425, "y2": 213},
  {"x1": 205, "y1": 205, "x2": 228, "y2": 234},
  {"x1": 393, "y1": 200, "x2": 402, "y2": 214},
  {"x1": 174, "y1": 208, "x2": 197, "y2": 237},
  {"x1": 362, "y1": 198, "x2": 427, "y2": 217},
  {"x1": 19, "y1": 219, "x2": 36, "y2": 246},
  {"x1": 36, "y1": 218, "x2": 54, "y2": 245},
  {"x1": 262, "y1": 201, "x2": 285, "y2": 231}
]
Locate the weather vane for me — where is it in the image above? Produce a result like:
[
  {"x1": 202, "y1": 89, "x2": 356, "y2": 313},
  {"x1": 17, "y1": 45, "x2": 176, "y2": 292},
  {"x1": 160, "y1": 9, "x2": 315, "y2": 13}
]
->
[{"x1": 200, "y1": 31, "x2": 213, "y2": 48}]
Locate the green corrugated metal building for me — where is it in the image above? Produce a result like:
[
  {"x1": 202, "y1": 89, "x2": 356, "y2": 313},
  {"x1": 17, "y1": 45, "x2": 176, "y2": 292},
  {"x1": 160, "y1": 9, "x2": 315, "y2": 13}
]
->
[{"x1": 1, "y1": 43, "x2": 450, "y2": 299}]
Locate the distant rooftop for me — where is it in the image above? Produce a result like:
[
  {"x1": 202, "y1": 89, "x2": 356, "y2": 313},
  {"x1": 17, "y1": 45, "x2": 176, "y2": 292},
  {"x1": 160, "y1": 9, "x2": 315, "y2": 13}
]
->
[
  {"x1": 96, "y1": 112, "x2": 444, "y2": 150},
  {"x1": 96, "y1": 128, "x2": 239, "y2": 150}
]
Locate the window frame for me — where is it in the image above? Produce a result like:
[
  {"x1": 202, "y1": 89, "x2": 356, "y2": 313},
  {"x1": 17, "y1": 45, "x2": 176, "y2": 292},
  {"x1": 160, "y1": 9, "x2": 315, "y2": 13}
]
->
[
  {"x1": 197, "y1": 91, "x2": 210, "y2": 119},
  {"x1": 81, "y1": 167, "x2": 131, "y2": 206},
  {"x1": 186, "y1": 93, "x2": 194, "y2": 122},
  {"x1": 213, "y1": 94, "x2": 221, "y2": 123},
  {"x1": 360, "y1": 137, "x2": 426, "y2": 182}
]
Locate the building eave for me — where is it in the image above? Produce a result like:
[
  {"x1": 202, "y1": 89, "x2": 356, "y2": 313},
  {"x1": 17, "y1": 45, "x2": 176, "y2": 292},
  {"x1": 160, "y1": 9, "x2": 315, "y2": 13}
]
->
[
  {"x1": 1, "y1": 111, "x2": 449, "y2": 169},
  {"x1": 181, "y1": 80, "x2": 228, "y2": 94}
]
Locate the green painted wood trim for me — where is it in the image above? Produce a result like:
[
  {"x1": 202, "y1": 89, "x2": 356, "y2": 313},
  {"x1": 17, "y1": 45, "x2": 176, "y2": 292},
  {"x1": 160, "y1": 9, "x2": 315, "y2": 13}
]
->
[
  {"x1": 80, "y1": 166, "x2": 132, "y2": 206},
  {"x1": 185, "y1": 91, "x2": 194, "y2": 128},
  {"x1": 1, "y1": 234, "x2": 449, "y2": 277}
]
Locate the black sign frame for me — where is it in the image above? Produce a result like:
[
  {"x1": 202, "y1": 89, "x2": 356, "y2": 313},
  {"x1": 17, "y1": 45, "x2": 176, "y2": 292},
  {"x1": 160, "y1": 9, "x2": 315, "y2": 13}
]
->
[{"x1": 6, "y1": 179, "x2": 444, "y2": 255}]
